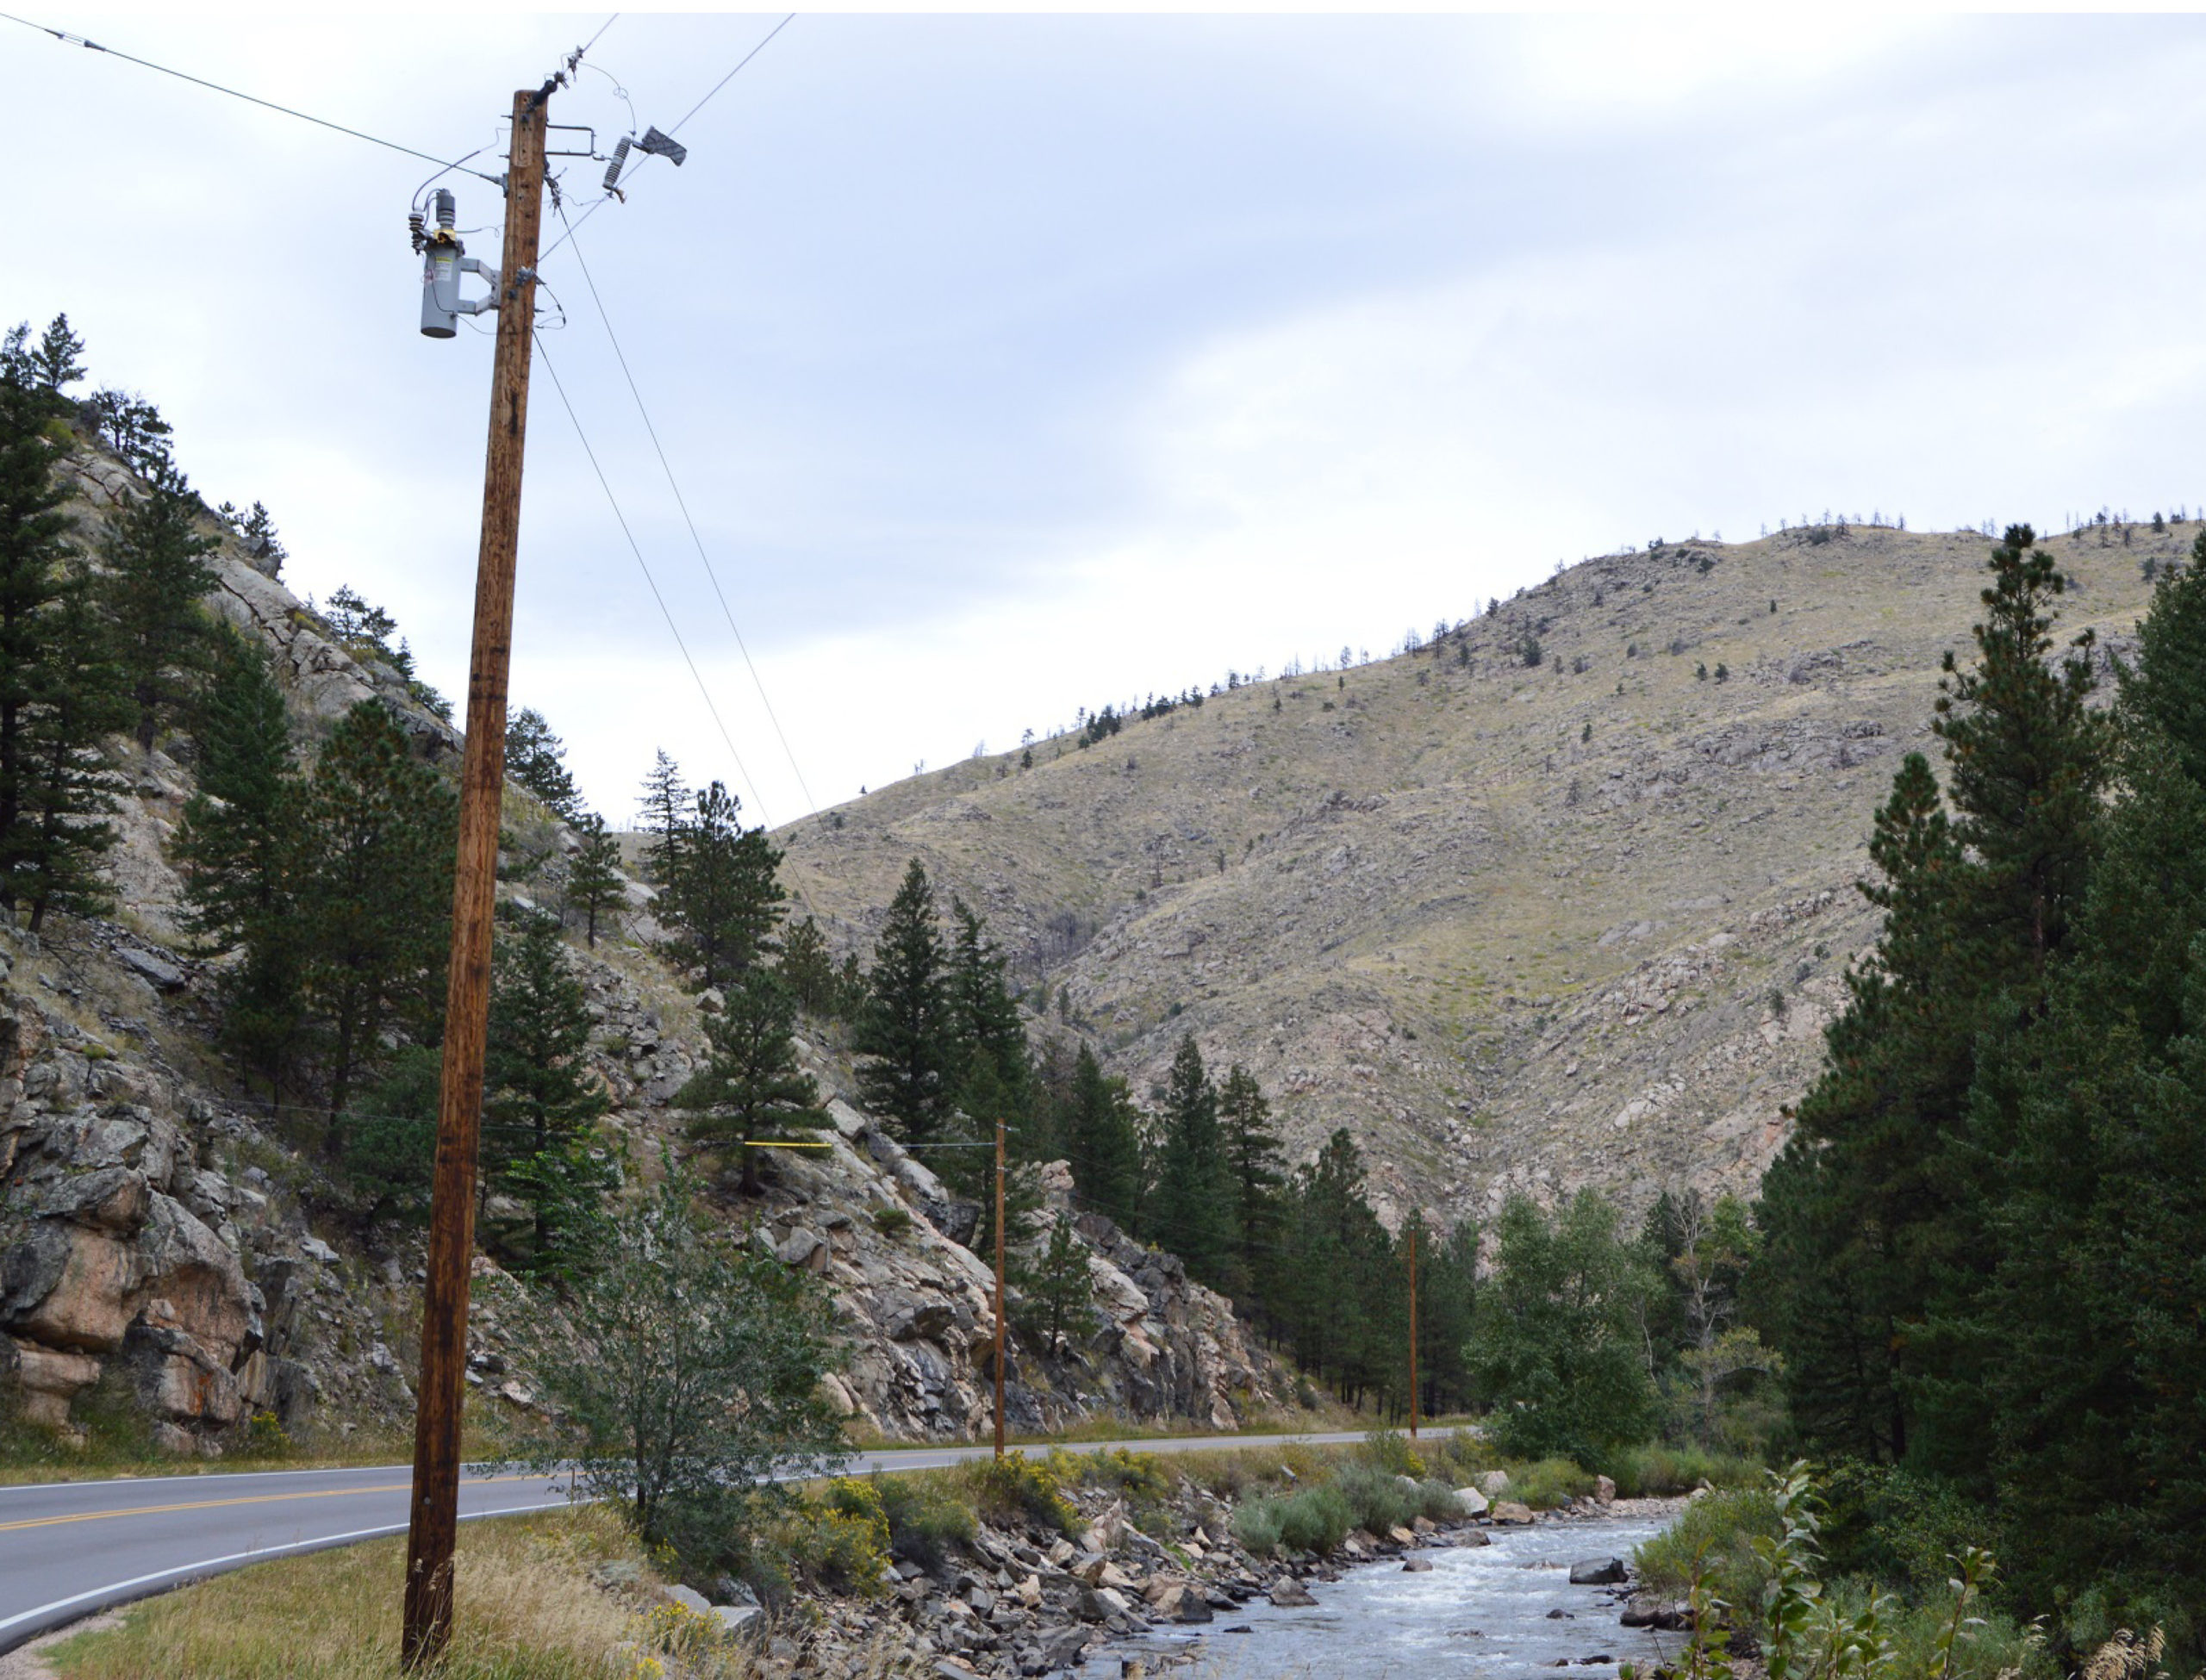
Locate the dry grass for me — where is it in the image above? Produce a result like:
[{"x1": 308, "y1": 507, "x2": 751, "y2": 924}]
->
[{"x1": 47, "y1": 1509, "x2": 660, "y2": 1680}]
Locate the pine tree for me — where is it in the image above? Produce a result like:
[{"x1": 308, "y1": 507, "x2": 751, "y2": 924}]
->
[
  {"x1": 562, "y1": 811, "x2": 624, "y2": 949},
  {"x1": 1217, "y1": 1062, "x2": 1284, "y2": 1298},
  {"x1": 660, "y1": 781, "x2": 784, "y2": 988},
  {"x1": 293, "y1": 700, "x2": 456, "y2": 1123},
  {"x1": 636, "y1": 749, "x2": 689, "y2": 887},
  {"x1": 175, "y1": 632, "x2": 303, "y2": 1095},
  {"x1": 1022, "y1": 1210, "x2": 1094, "y2": 1354},
  {"x1": 29, "y1": 314, "x2": 85, "y2": 398},
  {"x1": 101, "y1": 468, "x2": 220, "y2": 756},
  {"x1": 481, "y1": 908, "x2": 614, "y2": 1275},
  {"x1": 1754, "y1": 528, "x2": 2109, "y2": 1477},
  {"x1": 505, "y1": 706, "x2": 582, "y2": 818},
  {"x1": 779, "y1": 914, "x2": 837, "y2": 1016},
  {"x1": 854, "y1": 858, "x2": 954, "y2": 1144},
  {"x1": 1062, "y1": 1042, "x2": 1144, "y2": 1228},
  {"x1": 1144, "y1": 1035, "x2": 1235, "y2": 1286},
  {"x1": 0, "y1": 369, "x2": 78, "y2": 923},
  {"x1": 947, "y1": 897, "x2": 1031, "y2": 1129},
  {"x1": 15, "y1": 576, "x2": 127, "y2": 930},
  {"x1": 676, "y1": 966, "x2": 825, "y2": 1193}
]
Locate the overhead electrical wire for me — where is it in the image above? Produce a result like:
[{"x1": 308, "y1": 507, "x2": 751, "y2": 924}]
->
[
  {"x1": 0, "y1": 9, "x2": 503, "y2": 184},
  {"x1": 552, "y1": 201, "x2": 825, "y2": 820},
  {"x1": 532, "y1": 330, "x2": 774, "y2": 829},
  {"x1": 539, "y1": 11, "x2": 794, "y2": 262}
]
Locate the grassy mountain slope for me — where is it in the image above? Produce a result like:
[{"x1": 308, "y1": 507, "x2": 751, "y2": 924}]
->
[{"x1": 777, "y1": 519, "x2": 2172, "y2": 1228}]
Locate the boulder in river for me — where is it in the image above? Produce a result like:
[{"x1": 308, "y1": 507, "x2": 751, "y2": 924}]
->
[
  {"x1": 1620, "y1": 1595, "x2": 1695, "y2": 1630},
  {"x1": 1569, "y1": 1558, "x2": 1628, "y2": 1585},
  {"x1": 1269, "y1": 1580, "x2": 1318, "y2": 1608},
  {"x1": 1455, "y1": 1485, "x2": 1491, "y2": 1516},
  {"x1": 1492, "y1": 1501, "x2": 1536, "y2": 1525}
]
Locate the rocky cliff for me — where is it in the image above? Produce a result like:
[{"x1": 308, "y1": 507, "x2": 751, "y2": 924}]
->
[{"x1": 0, "y1": 442, "x2": 1293, "y2": 1453}]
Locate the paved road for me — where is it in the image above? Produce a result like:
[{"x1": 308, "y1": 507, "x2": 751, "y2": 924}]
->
[{"x1": 0, "y1": 1430, "x2": 1368, "y2": 1652}]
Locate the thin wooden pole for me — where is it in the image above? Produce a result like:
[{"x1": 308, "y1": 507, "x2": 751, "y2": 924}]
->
[
  {"x1": 993, "y1": 1117, "x2": 1006, "y2": 1459},
  {"x1": 402, "y1": 84, "x2": 549, "y2": 1673},
  {"x1": 1407, "y1": 1223, "x2": 1420, "y2": 1440}
]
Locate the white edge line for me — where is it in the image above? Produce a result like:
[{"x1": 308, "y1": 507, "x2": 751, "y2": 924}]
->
[{"x1": 0, "y1": 1498, "x2": 574, "y2": 1651}]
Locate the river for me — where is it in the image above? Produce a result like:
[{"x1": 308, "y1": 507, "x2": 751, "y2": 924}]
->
[{"x1": 1119, "y1": 1510, "x2": 1679, "y2": 1680}]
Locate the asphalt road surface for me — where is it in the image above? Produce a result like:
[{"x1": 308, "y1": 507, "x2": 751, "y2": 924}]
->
[{"x1": 0, "y1": 1429, "x2": 1368, "y2": 1652}]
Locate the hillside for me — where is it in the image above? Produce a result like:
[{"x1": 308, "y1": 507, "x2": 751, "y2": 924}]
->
[
  {"x1": 776, "y1": 518, "x2": 2172, "y2": 1228},
  {"x1": 2, "y1": 439, "x2": 1291, "y2": 1454}
]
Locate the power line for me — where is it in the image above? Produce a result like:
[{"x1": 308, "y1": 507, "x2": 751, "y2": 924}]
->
[
  {"x1": 0, "y1": 10, "x2": 502, "y2": 184},
  {"x1": 539, "y1": 12, "x2": 795, "y2": 262},
  {"x1": 532, "y1": 329, "x2": 773, "y2": 828},
  {"x1": 552, "y1": 201, "x2": 825, "y2": 819}
]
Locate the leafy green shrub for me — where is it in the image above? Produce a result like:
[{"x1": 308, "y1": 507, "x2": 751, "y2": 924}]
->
[
  {"x1": 1426, "y1": 1428, "x2": 1497, "y2": 1484},
  {"x1": 1816, "y1": 1461, "x2": 1995, "y2": 1596},
  {"x1": 788, "y1": 1479, "x2": 889, "y2": 1596},
  {"x1": 1507, "y1": 1457, "x2": 1597, "y2": 1509},
  {"x1": 1362, "y1": 1429, "x2": 1425, "y2": 1478},
  {"x1": 870, "y1": 1206, "x2": 913, "y2": 1238},
  {"x1": 1334, "y1": 1462, "x2": 1414, "y2": 1534},
  {"x1": 1606, "y1": 1443, "x2": 1760, "y2": 1498},
  {"x1": 1633, "y1": 1485, "x2": 1781, "y2": 1640},
  {"x1": 1232, "y1": 1498, "x2": 1285, "y2": 1558},
  {"x1": 872, "y1": 1473, "x2": 975, "y2": 1571},
  {"x1": 1274, "y1": 1484, "x2": 1353, "y2": 1555},
  {"x1": 1075, "y1": 1447, "x2": 1172, "y2": 1507},
  {"x1": 1411, "y1": 1478, "x2": 1465, "y2": 1521},
  {"x1": 965, "y1": 1454, "x2": 1081, "y2": 1538}
]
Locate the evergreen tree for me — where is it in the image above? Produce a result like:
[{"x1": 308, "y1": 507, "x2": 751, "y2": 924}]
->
[
  {"x1": 779, "y1": 914, "x2": 837, "y2": 1016},
  {"x1": 1144, "y1": 1036, "x2": 1236, "y2": 1286},
  {"x1": 636, "y1": 749, "x2": 689, "y2": 886},
  {"x1": 1022, "y1": 1210, "x2": 1094, "y2": 1354},
  {"x1": 854, "y1": 858, "x2": 955, "y2": 1144},
  {"x1": 947, "y1": 897, "x2": 1031, "y2": 1126},
  {"x1": 1754, "y1": 528, "x2": 2107, "y2": 1478},
  {"x1": 1217, "y1": 1062, "x2": 1284, "y2": 1298},
  {"x1": 175, "y1": 632, "x2": 304, "y2": 1096},
  {"x1": 29, "y1": 314, "x2": 85, "y2": 398},
  {"x1": 676, "y1": 966, "x2": 826, "y2": 1194},
  {"x1": 15, "y1": 576, "x2": 127, "y2": 930},
  {"x1": 660, "y1": 780, "x2": 784, "y2": 989},
  {"x1": 100, "y1": 468, "x2": 220, "y2": 755},
  {"x1": 2121, "y1": 527, "x2": 2206, "y2": 784},
  {"x1": 1062, "y1": 1042, "x2": 1144, "y2": 1228},
  {"x1": 481, "y1": 908, "x2": 614, "y2": 1275},
  {"x1": 1272, "y1": 1129, "x2": 1394, "y2": 1407},
  {"x1": 506, "y1": 706, "x2": 582, "y2": 818},
  {"x1": 293, "y1": 701, "x2": 456, "y2": 1123},
  {"x1": 0, "y1": 369, "x2": 78, "y2": 923},
  {"x1": 562, "y1": 811, "x2": 624, "y2": 949}
]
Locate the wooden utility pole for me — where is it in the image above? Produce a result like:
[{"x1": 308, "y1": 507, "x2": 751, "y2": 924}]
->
[
  {"x1": 1406, "y1": 1223, "x2": 1420, "y2": 1440},
  {"x1": 402, "y1": 84, "x2": 550, "y2": 1672},
  {"x1": 992, "y1": 1117, "x2": 1007, "y2": 1459}
]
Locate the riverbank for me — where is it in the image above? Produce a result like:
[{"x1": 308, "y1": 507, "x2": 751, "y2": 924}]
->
[{"x1": 36, "y1": 1439, "x2": 1693, "y2": 1679}]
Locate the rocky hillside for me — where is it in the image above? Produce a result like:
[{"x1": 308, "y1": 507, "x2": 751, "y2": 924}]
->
[
  {"x1": 776, "y1": 518, "x2": 2172, "y2": 1229},
  {"x1": 1, "y1": 442, "x2": 1291, "y2": 1453}
]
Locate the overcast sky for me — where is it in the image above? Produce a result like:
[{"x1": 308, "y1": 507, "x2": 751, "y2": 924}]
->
[{"x1": 8, "y1": 9, "x2": 2206, "y2": 824}]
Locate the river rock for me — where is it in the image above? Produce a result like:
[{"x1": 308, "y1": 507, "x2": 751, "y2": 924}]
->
[
  {"x1": 1491, "y1": 1501, "x2": 1536, "y2": 1525},
  {"x1": 1594, "y1": 1474, "x2": 1617, "y2": 1504},
  {"x1": 1455, "y1": 1485, "x2": 1490, "y2": 1516},
  {"x1": 1403, "y1": 1558, "x2": 1434, "y2": 1572},
  {"x1": 1569, "y1": 1558, "x2": 1627, "y2": 1585},
  {"x1": 1621, "y1": 1596, "x2": 1695, "y2": 1630},
  {"x1": 1268, "y1": 1579, "x2": 1317, "y2": 1608},
  {"x1": 1478, "y1": 1469, "x2": 1512, "y2": 1496}
]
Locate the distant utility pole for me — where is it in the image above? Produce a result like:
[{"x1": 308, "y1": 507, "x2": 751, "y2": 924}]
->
[
  {"x1": 402, "y1": 83, "x2": 550, "y2": 1673},
  {"x1": 1406, "y1": 1223, "x2": 1420, "y2": 1441},
  {"x1": 993, "y1": 1117, "x2": 1007, "y2": 1459}
]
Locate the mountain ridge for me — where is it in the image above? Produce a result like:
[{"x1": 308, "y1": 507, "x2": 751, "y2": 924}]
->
[{"x1": 773, "y1": 517, "x2": 2172, "y2": 1227}]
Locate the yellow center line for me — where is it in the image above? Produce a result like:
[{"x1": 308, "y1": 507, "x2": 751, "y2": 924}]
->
[{"x1": 0, "y1": 1474, "x2": 552, "y2": 1534}]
